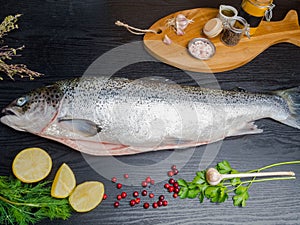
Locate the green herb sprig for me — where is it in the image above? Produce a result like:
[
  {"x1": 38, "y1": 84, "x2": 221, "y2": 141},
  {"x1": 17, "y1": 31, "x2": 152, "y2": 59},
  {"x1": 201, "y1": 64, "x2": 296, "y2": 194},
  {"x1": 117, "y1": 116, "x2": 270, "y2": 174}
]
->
[
  {"x1": 0, "y1": 176, "x2": 72, "y2": 225},
  {"x1": 178, "y1": 160, "x2": 299, "y2": 207}
]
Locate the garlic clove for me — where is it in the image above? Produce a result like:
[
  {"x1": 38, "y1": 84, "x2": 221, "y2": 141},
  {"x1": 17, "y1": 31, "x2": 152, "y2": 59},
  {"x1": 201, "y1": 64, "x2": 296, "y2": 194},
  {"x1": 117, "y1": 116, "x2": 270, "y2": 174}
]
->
[
  {"x1": 176, "y1": 28, "x2": 185, "y2": 36},
  {"x1": 163, "y1": 34, "x2": 172, "y2": 45}
]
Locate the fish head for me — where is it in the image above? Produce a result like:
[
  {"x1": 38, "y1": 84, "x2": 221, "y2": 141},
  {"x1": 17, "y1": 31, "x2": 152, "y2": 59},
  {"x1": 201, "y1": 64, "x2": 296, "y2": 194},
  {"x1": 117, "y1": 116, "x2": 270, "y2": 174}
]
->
[{"x1": 1, "y1": 84, "x2": 63, "y2": 134}]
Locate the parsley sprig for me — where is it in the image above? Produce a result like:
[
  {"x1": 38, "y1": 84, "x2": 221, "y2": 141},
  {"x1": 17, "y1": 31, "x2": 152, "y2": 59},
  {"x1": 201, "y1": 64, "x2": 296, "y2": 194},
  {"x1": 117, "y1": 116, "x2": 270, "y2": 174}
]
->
[{"x1": 178, "y1": 160, "x2": 299, "y2": 207}]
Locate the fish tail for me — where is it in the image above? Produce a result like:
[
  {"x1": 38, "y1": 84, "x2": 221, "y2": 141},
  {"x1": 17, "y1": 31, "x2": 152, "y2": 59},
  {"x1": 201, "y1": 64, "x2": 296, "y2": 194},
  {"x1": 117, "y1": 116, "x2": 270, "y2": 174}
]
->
[{"x1": 275, "y1": 86, "x2": 300, "y2": 129}]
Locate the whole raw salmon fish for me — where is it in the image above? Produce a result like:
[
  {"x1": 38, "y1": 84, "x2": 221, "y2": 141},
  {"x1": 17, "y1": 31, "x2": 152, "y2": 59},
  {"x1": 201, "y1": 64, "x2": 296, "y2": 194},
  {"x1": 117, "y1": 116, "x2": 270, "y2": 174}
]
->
[{"x1": 1, "y1": 76, "x2": 300, "y2": 155}]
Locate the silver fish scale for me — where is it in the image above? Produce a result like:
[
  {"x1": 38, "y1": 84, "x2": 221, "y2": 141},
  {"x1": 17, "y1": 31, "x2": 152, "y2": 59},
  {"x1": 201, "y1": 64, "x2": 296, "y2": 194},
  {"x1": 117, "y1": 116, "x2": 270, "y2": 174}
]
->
[
  {"x1": 2, "y1": 76, "x2": 297, "y2": 155},
  {"x1": 47, "y1": 76, "x2": 288, "y2": 148}
]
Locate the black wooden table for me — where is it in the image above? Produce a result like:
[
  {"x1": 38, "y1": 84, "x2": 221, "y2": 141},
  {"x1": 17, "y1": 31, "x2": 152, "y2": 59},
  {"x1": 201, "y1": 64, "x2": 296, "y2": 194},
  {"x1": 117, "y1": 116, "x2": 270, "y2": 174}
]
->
[{"x1": 1, "y1": 1, "x2": 300, "y2": 224}]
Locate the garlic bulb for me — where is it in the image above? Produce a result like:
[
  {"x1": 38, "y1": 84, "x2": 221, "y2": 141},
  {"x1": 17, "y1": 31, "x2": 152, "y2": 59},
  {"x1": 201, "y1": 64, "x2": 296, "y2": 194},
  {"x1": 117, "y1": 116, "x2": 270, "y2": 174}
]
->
[
  {"x1": 176, "y1": 14, "x2": 193, "y2": 31},
  {"x1": 166, "y1": 14, "x2": 194, "y2": 36}
]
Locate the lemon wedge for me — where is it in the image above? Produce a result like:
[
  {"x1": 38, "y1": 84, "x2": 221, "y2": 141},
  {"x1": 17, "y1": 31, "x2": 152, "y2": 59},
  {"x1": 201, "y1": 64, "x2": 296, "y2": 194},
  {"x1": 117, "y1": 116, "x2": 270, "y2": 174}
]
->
[
  {"x1": 69, "y1": 181, "x2": 105, "y2": 212},
  {"x1": 51, "y1": 163, "x2": 76, "y2": 198},
  {"x1": 12, "y1": 147, "x2": 52, "y2": 183}
]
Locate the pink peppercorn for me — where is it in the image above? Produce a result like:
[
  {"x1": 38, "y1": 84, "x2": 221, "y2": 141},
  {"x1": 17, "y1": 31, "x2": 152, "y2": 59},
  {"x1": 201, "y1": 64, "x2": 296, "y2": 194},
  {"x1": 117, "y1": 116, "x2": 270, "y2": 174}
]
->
[
  {"x1": 145, "y1": 176, "x2": 151, "y2": 183},
  {"x1": 149, "y1": 193, "x2": 154, "y2": 198},
  {"x1": 169, "y1": 178, "x2": 175, "y2": 185},
  {"x1": 141, "y1": 181, "x2": 148, "y2": 187},
  {"x1": 168, "y1": 171, "x2": 174, "y2": 177},
  {"x1": 135, "y1": 198, "x2": 141, "y2": 204},
  {"x1": 143, "y1": 202, "x2": 150, "y2": 209},
  {"x1": 173, "y1": 169, "x2": 179, "y2": 175},
  {"x1": 121, "y1": 192, "x2": 127, "y2": 198},
  {"x1": 130, "y1": 199, "x2": 136, "y2": 206},
  {"x1": 159, "y1": 195, "x2": 165, "y2": 201},
  {"x1": 103, "y1": 193, "x2": 107, "y2": 200},
  {"x1": 173, "y1": 182, "x2": 179, "y2": 188},
  {"x1": 168, "y1": 186, "x2": 174, "y2": 193}
]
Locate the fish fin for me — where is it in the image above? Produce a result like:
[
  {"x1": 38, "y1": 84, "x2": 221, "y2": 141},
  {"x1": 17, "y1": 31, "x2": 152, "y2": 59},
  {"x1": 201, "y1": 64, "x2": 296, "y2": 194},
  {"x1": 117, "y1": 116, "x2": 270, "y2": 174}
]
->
[
  {"x1": 69, "y1": 140, "x2": 135, "y2": 156},
  {"x1": 58, "y1": 118, "x2": 102, "y2": 137},
  {"x1": 228, "y1": 122, "x2": 263, "y2": 136},
  {"x1": 275, "y1": 87, "x2": 300, "y2": 129},
  {"x1": 37, "y1": 133, "x2": 136, "y2": 155}
]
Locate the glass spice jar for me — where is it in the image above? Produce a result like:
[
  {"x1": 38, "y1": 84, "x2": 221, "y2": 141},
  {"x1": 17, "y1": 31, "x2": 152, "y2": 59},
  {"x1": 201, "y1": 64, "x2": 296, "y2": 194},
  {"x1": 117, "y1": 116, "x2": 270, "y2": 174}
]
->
[
  {"x1": 238, "y1": 0, "x2": 275, "y2": 36},
  {"x1": 220, "y1": 16, "x2": 250, "y2": 47}
]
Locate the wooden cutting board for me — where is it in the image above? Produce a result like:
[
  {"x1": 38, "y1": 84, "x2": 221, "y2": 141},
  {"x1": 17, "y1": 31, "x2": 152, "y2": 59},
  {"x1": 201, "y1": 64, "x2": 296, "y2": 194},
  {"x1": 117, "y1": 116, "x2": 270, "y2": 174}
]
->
[{"x1": 144, "y1": 9, "x2": 300, "y2": 73}]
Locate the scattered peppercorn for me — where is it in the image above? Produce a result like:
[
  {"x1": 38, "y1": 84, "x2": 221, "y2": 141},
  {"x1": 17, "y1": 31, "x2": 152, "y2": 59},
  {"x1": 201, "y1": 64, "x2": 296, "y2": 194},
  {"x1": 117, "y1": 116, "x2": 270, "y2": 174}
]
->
[
  {"x1": 157, "y1": 201, "x2": 163, "y2": 207},
  {"x1": 143, "y1": 202, "x2": 150, "y2": 209},
  {"x1": 159, "y1": 195, "x2": 165, "y2": 201},
  {"x1": 168, "y1": 186, "x2": 174, "y2": 193},
  {"x1": 169, "y1": 178, "x2": 175, "y2": 185},
  {"x1": 121, "y1": 192, "x2": 127, "y2": 198},
  {"x1": 145, "y1": 176, "x2": 151, "y2": 183},
  {"x1": 149, "y1": 193, "x2": 154, "y2": 198},
  {"x1": 135, "y1": 198, "x2": 141, "y2": 204},
  {"x1": 168, "y1": 171, "x2": 174, "y2": 177},
  {"x1": 130, "y1": 199, "x2": 136, "y2": 207},
  {"x1": 141, "y1": 181, "x2": 148, "y2": 187},
  {"x1": 103, "y1": 193, "x2": 107, "y2": 200}
]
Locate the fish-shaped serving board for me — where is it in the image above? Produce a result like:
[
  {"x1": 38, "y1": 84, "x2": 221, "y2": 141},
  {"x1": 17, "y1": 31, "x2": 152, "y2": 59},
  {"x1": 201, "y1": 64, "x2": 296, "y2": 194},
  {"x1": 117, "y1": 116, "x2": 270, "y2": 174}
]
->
[{"x1": 144, "y1": 9, "x2": 300, "y2": 73}]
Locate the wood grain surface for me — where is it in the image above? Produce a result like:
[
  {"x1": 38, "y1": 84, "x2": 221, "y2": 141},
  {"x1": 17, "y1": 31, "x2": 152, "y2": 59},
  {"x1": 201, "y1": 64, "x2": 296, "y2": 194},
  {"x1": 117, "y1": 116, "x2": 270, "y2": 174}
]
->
[
  {"x1": 0, "y1": 1, "x2": 300, "y2": 225},
  {"x1": 144, "y1": 9, "x2": 300, "y2": 73}
]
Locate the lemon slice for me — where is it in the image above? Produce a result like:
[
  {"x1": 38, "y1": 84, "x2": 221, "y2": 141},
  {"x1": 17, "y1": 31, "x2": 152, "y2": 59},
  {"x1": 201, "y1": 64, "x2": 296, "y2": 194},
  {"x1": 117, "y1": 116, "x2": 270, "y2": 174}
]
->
[
  {"x1": 12, "y1": 147, "x2": 52, "y2": 183},
  {"x1": 69, "y1": 181, "x2": 105, "y2": 212},
  {"x1": 51, "y1": 163, "x2": 76, "y2": 198}
]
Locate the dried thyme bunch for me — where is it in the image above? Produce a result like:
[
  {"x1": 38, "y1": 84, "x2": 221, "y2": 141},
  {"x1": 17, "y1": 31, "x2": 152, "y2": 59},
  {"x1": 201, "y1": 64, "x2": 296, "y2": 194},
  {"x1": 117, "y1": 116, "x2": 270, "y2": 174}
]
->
[{"x1": 0, "y1": 14, "x2": 42, "y2": 80}]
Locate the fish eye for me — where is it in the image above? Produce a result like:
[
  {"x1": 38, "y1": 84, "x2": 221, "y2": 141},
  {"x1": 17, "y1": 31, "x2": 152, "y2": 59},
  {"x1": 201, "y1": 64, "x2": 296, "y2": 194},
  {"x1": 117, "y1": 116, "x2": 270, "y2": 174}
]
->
[{"x1": 16, "y1": 97, "x2": 27, "y2": 107}]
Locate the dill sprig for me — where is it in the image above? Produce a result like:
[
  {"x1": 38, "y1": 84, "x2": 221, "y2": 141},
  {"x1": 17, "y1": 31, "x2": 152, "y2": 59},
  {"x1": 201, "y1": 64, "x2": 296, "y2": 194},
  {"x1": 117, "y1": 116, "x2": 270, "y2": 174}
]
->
[{"x1": 0, "y1": 176, "x2": 72, "y2": 225}]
